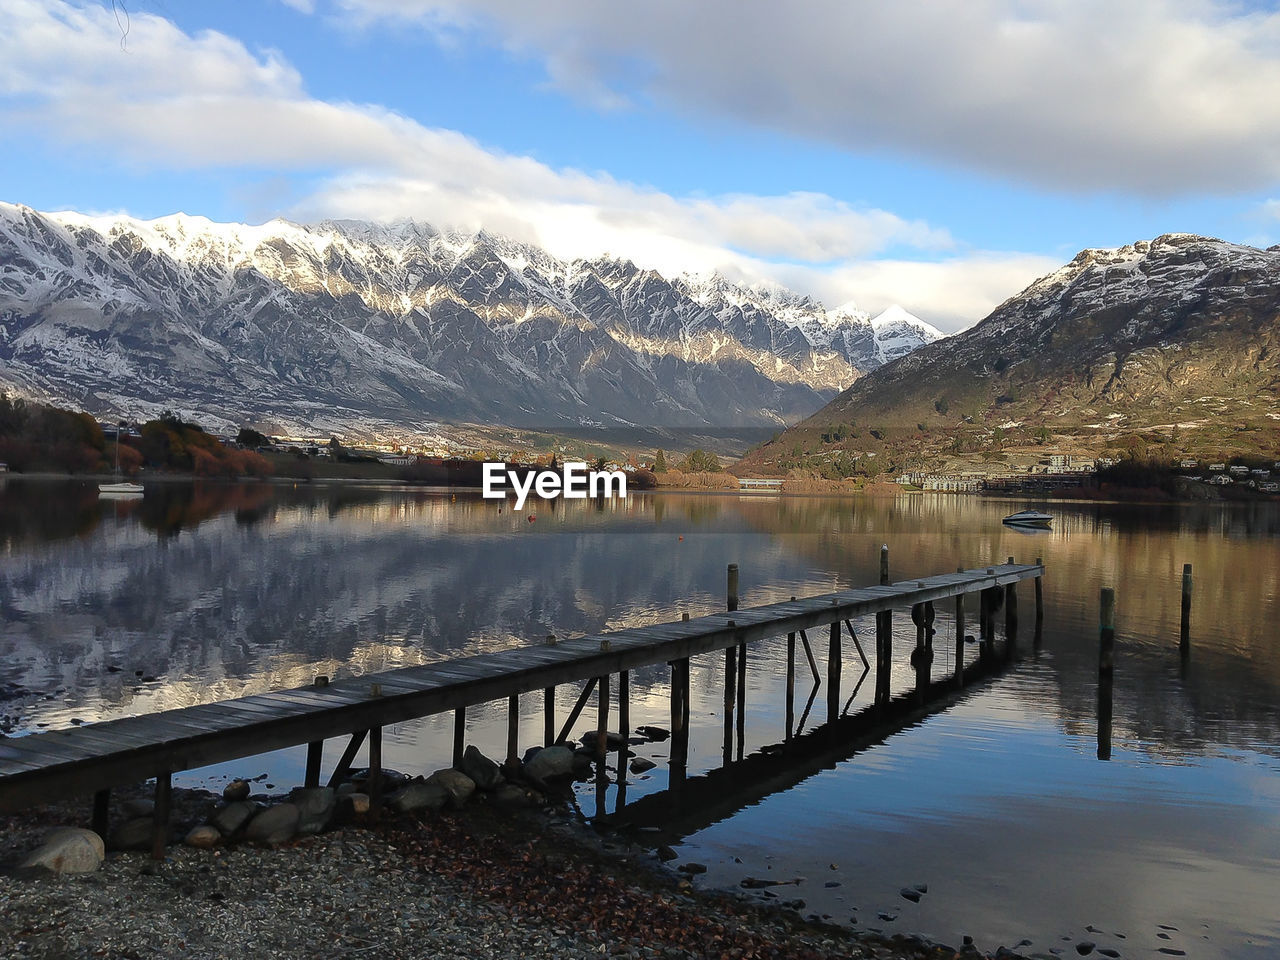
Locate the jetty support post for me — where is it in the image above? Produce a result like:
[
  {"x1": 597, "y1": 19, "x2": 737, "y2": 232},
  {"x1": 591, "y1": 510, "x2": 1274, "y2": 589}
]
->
[
  {"x1": 452, "y1": 707, "x2": 466, "y2": 768},
  {"x1": 1005, "y1": 557, "x2": 1019, "y2": 661},
  {"x1": 1180, "y1": 563, "x2": 1193, "y2": 662},
  {"x1": 875, "y1": 544, "x2": 892, "y2": 708},
  {"x1": 618, "y1": 670, "x2": 630, "y2": 759},
  {"x1": 506, "y1": 693, "x2": 520, "y2": 775},
  {"x1": 669, "y1": 655, "x2": 690, "y2": 767},
  {"x1": 91, "y1": 788, "x2": 110, "y2": 838},
  {"x1": 671, "y1": 614, "x2": 690, "y2": 766},
  {"x1": 544, "y1": 634, "x2": 558, "y2": 747},
  {"x1": 954, "y1": 567, "x2": 966, "y2": 687},
  {"x1": 827, "y1": 604, "x2": 842, "y2": 724},
  {"x1": 595, "y1": 674, "x2": 610, "y2": 814},
  {"x1": 596, "y1": 674, "x2": 610, "y2": 762},
  {"x1": 326, "y1": 729, "x2": 368, "y2": 789},
  {"x1": 305, "y1": 674, "x2": 329, "y2": 788},
  {"x1": 735, "y1": 640, "x2": 746, "y2": 762},
  {"x1": 723, "y1": 623, "x2": 737, "y2": 765},
  {"x1": 1098, "y1": 586, "x2": 1116, "y2": 761},
  {"x1": 151, "y1": 770, "x2": 171, "y2": 861},
  {"x1": 1034, "y1": 556, "x2": 1044, "y2": 625},
  {"x1": 368, "y1": 726, "x2": 383, "y2": 816},
  {"x1": 305, "y1": 740, "x2": 324, "y2": 789},
  {"x1": 785, "y1": 596, "x2": 796, "y2": 739}
]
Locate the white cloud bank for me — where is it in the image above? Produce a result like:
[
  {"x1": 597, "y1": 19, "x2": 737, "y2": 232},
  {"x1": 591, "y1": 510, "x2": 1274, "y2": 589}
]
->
[
  {"x1": 338, "y1": 0, "x2": 1280, "y2": 196},
  {"x1": 0, "y1": 0, "x2": 1058, "y2": 330}
]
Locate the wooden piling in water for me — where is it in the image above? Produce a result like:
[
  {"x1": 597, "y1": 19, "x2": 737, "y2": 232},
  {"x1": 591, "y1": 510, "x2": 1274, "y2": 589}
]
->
[
  {"x1": 619, "y1": 670, "x2": 630, "y2": 748},
  {"x1": 1005, "y1": 557, "x2": 1019, "y2": 660},
  {"x1": 151, "y1": 771, "x2": 170, "y2": 861},
  {"x1": 954, "y1": 567, "x2": 966, "y2": 688},
  {"x1": 785, "y1": 598, "x2": 796, "y2": 739},
  {"x1": 596, "y1": 674, "x2": 610, "y2": 761},
  {"x1": 1180, "y1": 563, "x2": 1193, "y2": 658},
  {"x1": 1099, "y1": 587, "x2": 1116, "y2": 674},
  {"x1": 506, "y1": 693, "x2": 520, "y2": 773},
  {"x1": 452, "y1": 707, "x2": 465, "y2": 768},
  {"x1": 876, "y1": 545, "x2": 891, "y2": 706},
  {"x1": 1098, "y1": 586, "x2": 1116, "y2": 761},
  {"x1": 305, "y1": 740, "x2": 323, "y2": 788},
  {"x1": 727, "y1": 563, "x2": 739, "y2": 613},
  {"x1": 827, "y1": 618, "x2": 842, "y2": 723},
  {"x1": 724, "y1": 632, "x2": 737, "y2": 763},
  {"x1": 1034, "y1": 556, "x2": 1044, "y2": 625}
]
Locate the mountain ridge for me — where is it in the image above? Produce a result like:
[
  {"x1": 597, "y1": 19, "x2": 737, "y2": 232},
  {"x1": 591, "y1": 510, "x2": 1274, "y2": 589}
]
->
[
  {"x1": 0, "y1": 202, "x2": 942, "y2": 435},
  {"x1": 738, "y1": 233, "x2": 1280, "y2": 476}
]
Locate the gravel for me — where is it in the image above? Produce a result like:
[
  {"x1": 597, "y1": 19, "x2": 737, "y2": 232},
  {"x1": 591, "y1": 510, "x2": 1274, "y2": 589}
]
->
[{"x1": 1, "y1": 786, "x2": 1006, "y2": 960}]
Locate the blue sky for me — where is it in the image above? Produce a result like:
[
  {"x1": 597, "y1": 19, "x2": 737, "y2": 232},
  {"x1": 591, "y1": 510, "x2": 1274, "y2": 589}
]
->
[{"x1": 4, "y1": 0, "x2": 1280, "y2": 329}]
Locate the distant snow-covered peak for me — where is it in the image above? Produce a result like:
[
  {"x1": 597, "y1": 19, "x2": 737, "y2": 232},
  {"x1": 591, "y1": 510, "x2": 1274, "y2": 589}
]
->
[{"x1": 871, "y1": 304, "x2": 944, "y2": 338}]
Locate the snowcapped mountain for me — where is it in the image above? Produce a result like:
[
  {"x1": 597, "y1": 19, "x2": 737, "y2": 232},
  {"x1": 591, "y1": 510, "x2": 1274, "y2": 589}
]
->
[
  {"x1": 740, "y1": 233, "x2": 1280, "y2": 472},
  {"x1": 0, "y1": 203, "x2": 943, "y2": 433},
  {"x1": 868, "y1": 305, "x2": 945, "y2": 364}
]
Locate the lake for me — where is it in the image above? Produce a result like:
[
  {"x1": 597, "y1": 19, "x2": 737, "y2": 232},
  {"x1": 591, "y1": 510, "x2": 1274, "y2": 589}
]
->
[{"x1": 3, "y1": 479, "x2": 1279, "y2": 957}]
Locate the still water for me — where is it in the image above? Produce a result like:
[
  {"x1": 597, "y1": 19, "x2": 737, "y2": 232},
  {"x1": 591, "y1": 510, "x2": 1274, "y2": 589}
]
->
[{"x1": 3, "y1": 480, "x2": 1279, "y2": 957}]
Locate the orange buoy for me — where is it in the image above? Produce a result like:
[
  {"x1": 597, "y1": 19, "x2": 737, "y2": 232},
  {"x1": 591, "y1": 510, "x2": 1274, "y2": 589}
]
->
[
  {"x1": 678, "y1": 535, "x2": 683, "y2": 541},
  {"x1": 528, "y1": 514, "x2": 537, "y2": 523}
]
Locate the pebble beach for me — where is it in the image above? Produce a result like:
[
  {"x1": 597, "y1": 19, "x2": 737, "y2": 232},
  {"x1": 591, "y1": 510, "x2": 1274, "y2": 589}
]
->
[{"x1": 0, "y1": 780, "x2": 1008, "y2": 960}]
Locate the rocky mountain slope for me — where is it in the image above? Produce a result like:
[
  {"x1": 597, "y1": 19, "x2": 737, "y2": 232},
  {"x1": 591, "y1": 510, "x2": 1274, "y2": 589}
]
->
[
  {"x1": 0, "y1": 203, "x2": 941, "y2": 434},
  {"x1": 741, "y1": 234, "x2": 1280, "y2": 474}
]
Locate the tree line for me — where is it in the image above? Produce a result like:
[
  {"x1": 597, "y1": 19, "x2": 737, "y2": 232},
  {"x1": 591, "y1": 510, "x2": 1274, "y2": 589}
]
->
[{"x1": 0, "y1": 394, "x2": 271, "y2": 478}]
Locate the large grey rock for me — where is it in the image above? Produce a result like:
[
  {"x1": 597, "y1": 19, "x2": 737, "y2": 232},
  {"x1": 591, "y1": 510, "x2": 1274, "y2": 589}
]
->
[
  {"x1": 109, "y1": 816, "x2": 160, "y2": 852},
  {"x1": 244, "y1": 803, "x2": 300, "y2": 845},
  {"x1": 629, "y1": 757, "x2": 657, "y2": 774},
  {"x1": 580, "y1": 729, "x2": 628, "y2": 752},
  {"x1": 290, "y1": 787, "x2": 336, "y2": 835},
  {"x1": 460, "y1": 746, "x2": 503, "y2": 790},
  {"x1": 491, "y1": 783, "x2": 541, "y2": 808},
  {"x1": 426, "y1": 769, "x2": 476, "y2": 808},
  {"x1": 523, "y1": 745, "x2": 576, "y2": 783},
  {"x1": 183, "y1": 825, "x2": 221, "y2": 849},
  {"x1": 121, "y1": 798, "x2": 154, "y2": 818},
  {"x1": 387, "y1": 781, "x2": 449, "y2": 814},
  {"x1": 222, "y1": 779, "x2": 251, "y2": 802},
  {"x1": 21, "y1": 828, "x2": 104, "y2": 874},
  {"x1": 210, "y1": 800, "x2": 260, "y2": 838}
]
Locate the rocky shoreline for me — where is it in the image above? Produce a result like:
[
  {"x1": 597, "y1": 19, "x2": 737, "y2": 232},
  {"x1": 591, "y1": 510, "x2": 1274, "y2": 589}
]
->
[{"x1": 1, "y1": 743, "x2": 1038, "y2": 960}]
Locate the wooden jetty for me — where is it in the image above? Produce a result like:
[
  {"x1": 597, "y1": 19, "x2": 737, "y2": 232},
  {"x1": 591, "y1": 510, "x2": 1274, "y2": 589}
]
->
[{"x1": 0, "y1": 559, "x2": 1043, "y2": 857}]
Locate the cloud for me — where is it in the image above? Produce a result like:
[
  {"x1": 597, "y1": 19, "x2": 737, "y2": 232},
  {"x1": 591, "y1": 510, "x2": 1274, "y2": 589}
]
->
[
  {"x1": 780, "y1": 254, "x2": 1061, "y2": 332},
  {"x1": 336, "y1": 0, "x2": 1280, "y2": 196},
  {"x1": 0, "y1": 0, "x2": 1045, "y2": 330}
]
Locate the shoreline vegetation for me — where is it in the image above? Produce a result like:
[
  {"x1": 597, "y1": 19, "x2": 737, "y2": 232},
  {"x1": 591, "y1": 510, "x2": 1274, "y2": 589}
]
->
[
  {"x1": 1, "y1": 772, "x2": 1011, "y2": 960},
  {"x1": 2, "y1": 394, "x2": 1274, "y2": 504}
]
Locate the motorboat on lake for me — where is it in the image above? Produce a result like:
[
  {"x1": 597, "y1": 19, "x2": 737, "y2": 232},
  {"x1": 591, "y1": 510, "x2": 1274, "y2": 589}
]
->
[
  {"x1": 1002, "y1": 509, "x2": 1052, "y2": 528},
  {"x1": 98, "y1": 481, "x2": 144, "y2": 498}
]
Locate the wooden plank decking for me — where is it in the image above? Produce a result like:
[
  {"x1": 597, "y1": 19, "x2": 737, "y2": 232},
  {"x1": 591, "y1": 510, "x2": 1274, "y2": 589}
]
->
[{"x1": 0, "y1": 562, "x2": 1042, "y2": 813}]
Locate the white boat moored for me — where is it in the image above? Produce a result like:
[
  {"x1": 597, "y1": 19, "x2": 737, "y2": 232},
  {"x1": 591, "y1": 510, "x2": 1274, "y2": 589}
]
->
[
  {"x1": 1002, "y1": 510, "x2": 1052, "y2": 528},
  {"x1": 99, "y1": 481, "x2": 145, "y2": 498}
]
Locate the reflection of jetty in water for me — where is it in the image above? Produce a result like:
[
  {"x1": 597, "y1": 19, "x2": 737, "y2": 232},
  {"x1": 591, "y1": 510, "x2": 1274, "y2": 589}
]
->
[{"x1": 604, "y1": 614, "x2": 1027, "y2": 834}]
